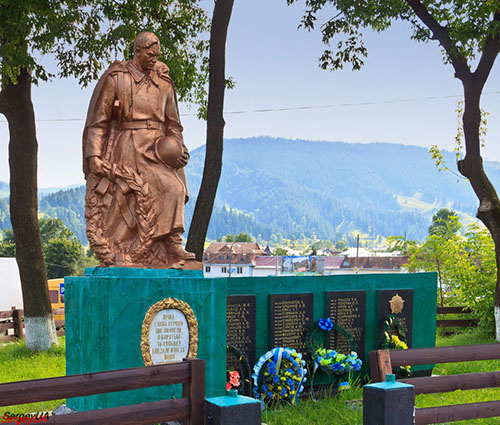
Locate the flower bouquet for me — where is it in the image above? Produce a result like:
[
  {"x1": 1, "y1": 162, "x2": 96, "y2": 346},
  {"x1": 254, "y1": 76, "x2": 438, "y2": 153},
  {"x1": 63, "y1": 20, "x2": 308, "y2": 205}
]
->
[
  {"x1": 252, "y1": 347, "x2": 307, "y2": 407},
  {"x1": 313, "y1": 348, "x2": 362, "y2": 375},
  {"x1": 305, "y1": 318, "x2": 361, "y2": 400},
  {"x1": 226, "y1": 370, "x2": 241, "y2": 391},
  {"x1": 382, "y1": 314, "x2": 411, "y2": 377}
]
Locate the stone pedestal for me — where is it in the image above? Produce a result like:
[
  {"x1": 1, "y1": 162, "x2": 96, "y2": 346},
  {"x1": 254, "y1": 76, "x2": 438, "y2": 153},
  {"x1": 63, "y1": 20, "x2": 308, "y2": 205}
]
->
[
  {"x1": 65, "y1": 267, "x2": 227, "y2": 411},
  {"x1": 363, "y1": 374, "x2": 415, "y2": 425},
  {"x1": 205, "y1": 390, "x2": 261, "y2": 425}
]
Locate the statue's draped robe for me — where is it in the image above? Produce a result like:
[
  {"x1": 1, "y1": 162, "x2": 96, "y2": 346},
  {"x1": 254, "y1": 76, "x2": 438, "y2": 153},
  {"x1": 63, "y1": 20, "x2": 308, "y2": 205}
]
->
[{"x1": 83, "y1": 61, "x2": 188, "y2": 256}]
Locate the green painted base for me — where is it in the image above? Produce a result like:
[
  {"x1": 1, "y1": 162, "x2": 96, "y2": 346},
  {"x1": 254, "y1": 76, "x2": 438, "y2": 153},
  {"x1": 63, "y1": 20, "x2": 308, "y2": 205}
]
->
[
  {"x1": 65, "y1": 268, "x2": 436, "y2": 411},
  {"x1": 65, "y1": 267, "x2": 227, "y2": 411}
]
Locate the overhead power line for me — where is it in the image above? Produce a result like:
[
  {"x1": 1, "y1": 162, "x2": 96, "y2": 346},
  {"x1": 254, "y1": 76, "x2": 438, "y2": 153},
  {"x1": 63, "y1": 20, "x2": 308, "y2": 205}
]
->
[{"x1": 1, "y1": 91, "x2": 499, "y2": 122}]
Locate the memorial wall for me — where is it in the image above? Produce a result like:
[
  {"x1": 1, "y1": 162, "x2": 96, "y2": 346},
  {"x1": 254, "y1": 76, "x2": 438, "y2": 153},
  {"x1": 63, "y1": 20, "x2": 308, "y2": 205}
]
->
[{"x1": 65, "y1": 269, "x2": 436, "y2": 410}]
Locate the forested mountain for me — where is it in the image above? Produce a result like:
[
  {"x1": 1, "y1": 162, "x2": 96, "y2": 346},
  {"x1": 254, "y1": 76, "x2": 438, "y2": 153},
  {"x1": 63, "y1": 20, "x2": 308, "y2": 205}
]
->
[{"x1": 0, "y1": 138, "x2": 496, "y2": 244}]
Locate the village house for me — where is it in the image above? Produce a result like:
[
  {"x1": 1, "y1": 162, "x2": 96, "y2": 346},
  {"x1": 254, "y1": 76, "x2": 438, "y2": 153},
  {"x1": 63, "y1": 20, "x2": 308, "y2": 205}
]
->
[{"x1": 203, "y1": 242, "x2": 266, "y2": 277}]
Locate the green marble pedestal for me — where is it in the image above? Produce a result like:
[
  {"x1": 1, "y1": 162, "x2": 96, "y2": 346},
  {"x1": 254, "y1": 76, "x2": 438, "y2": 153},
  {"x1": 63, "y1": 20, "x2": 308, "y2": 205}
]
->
[{"x1": 65, "y1": 267, "x2": 227, "y2": 411}]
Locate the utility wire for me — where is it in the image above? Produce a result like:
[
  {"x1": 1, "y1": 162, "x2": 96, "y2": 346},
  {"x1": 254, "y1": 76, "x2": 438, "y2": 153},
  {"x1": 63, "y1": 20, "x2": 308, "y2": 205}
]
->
[{"x1": 0, "y1": 91, "x2": 499, "y2": 122}]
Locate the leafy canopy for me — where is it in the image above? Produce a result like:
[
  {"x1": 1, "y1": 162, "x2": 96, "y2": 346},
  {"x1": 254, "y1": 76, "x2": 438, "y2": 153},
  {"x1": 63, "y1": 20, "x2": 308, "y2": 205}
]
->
[
  {"x1": 0, "y1": 0, "x2": 210, "y2": 106},
  {"x1": 407, "y1": 220, "x2": 496, "y2": 334},
  {"x1": 428, "y1": 207, "x2": 460, "y2": 238},
  {"x1": 287, "y1": 0, "x2": 500, "y2": 71}
]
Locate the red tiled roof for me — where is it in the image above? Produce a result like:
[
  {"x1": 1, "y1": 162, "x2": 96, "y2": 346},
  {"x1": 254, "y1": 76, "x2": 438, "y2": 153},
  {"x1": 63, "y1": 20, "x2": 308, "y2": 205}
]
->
[
  {"x1": 204, "y1": 242, "x2": 265, "y2": 264},
  {"x1": 254, "y1": 256, "x2": 281, "y2": 267}
]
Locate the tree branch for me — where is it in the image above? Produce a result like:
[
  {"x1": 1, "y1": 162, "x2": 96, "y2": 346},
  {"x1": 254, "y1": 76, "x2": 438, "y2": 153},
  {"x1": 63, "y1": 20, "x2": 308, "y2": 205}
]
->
[
  {"x1": 474, "y1": 12, "x2": 500, "y2": 88},
  {"x1": 404, "y1": 0, "x2": 471, "y2": 80}
]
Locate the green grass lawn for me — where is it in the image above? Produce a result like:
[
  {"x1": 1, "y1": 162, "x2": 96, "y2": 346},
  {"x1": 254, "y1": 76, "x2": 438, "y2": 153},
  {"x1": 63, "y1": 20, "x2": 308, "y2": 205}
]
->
[
  {"x1": 0, "y1": 337, "x2": 66, "y2": 414},
  {"x1": 1, "y1": 328, "x2": 499, "y2": 424},
  {"x1": 262, "y1": 384, "x2": 363, "y2": 425}
]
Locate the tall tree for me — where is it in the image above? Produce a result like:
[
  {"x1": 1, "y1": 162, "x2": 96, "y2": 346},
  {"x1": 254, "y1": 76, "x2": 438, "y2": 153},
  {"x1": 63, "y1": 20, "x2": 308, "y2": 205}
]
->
[
  {"x1": 428, "y1": 208, "x2": 460, "y2": 238},
  {"x1": 186, "y1": 0, "x2": 235, "y2": 260},
  {"x1": 0, "y1": 0, "x2": 209, "y2": 350},
  {"x1": 288, "y1": 0, "x2": 500, "y2": 339}
]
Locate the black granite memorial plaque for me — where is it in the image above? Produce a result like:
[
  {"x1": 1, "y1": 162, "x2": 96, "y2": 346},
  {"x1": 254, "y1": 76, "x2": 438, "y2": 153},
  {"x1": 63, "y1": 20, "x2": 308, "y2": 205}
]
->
[
  {"x1": 327, "y1": 291, "x2": 366, "y2": 359},
  {"x1": 378, "y1": 289, "x2": 414, "y2": 347},
  {"x1": 226, "y1": 295, "x2": 256, "y2": 368},
  {"x1": 269, "y1": 293, "x2": 314, "y2": 356}
]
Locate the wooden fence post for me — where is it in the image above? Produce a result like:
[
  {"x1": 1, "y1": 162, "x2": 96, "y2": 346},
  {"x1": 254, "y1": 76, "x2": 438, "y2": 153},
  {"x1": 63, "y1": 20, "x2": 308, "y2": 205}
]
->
[
  {"x1": 12, "y1": 308, "x2": 24, "y2": 339},
  {"x1": 184, "y1": 358, "x2": 205, "y2": 425}
]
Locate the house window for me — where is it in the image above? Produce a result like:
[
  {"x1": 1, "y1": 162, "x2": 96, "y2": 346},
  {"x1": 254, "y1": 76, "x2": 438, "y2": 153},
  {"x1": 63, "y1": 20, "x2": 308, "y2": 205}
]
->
[
  {"x1": 237, "y1": 267, "x2": 243, "y2": 274},
  {"x1": 218, "y1": 255, "x2": 224, "y2": 260},
  {"x1": 226, "y1": 254, "x2": 231, "y2": 260},
  {"x1": 222, "y1": 266, "x2": 227, "y2": 273},
  {"x1": 205, "y1": 266, "x2": 211, "y2": 273}
]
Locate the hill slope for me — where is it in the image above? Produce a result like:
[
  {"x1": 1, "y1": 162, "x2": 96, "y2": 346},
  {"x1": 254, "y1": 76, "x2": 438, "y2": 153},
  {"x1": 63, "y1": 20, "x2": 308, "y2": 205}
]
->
[{"x1": 1, "y1": 137, "x2": 496, "y2": 243}]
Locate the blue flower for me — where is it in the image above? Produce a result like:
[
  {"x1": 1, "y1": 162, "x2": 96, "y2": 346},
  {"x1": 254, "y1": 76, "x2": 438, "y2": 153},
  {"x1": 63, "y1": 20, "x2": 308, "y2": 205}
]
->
[
  {"x1": 266, "y1": 391, "x2": 273, "y2": 398},
  {"x1": 318, "y1": 317, "x2": 334, "y2": 331},
  {"x1": 281, "y1": 388, "x2": 287, "y2": 396},
  {"x1": 273, "y1": 375, "x2": 280, "y2": 383},
  {"x1": 286, "y1": 378, "x2": 294, "y2": 386},
  {"x1": 292, "y1": 360, "x2": 299, "y2": 368}
]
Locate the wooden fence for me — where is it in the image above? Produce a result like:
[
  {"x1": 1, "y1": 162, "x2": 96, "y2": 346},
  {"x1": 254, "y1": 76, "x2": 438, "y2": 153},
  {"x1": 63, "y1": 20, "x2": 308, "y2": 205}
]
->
[
  {"x1": 369, "y1": 344, "x2": 500, "y2": 424},
  {"x1": 0, "y1": 358, "x2": 205, "y2": 425},
  {"x1": 436, "y1": 306, "x2": 478, "y2": 329},
  {"x1": 0, "y1": 307, "x2": 65, "y2": 342}
]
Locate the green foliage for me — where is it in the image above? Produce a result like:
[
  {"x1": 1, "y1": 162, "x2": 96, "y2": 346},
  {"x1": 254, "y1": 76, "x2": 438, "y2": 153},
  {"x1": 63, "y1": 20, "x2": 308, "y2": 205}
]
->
[
  {"x1": 428, "y1": 208, "x2": 460, "y2": 238},
  {"x1": 223, "y1": 232, "x2": 253, "y2": 242},
  {"x1": 407, "y1": 222, "x2": 496, "y2": 334},
  {"x1": 287, "y1": 0, "x2": 500, "y2": 72},
  {"x1": 386, "y1": 235, "x2": 418, "y2": 254},
  {"x1": 44, "y1": 237, "x2": 83, "y2": 279},
  {"x1": 39, "y1": 218, "x2": 84, "y2": 278},
  {"x1": 0, "y1": 217, "x2": 86, "y2": 276},
  {"x1": 334, "y1": 240, "x2": 347, "y2": 251},
  {"x1": 0, "y1": 0, "x2": 210, "y2": 111},
  {"x1": 39, "y1": 217, "x2": 75, "y2": 245},
  {"x1": 0, "y1": 240, "x2": 15, "y2": 256},
  {"x1": 273, "y1": 247, "x2": 289, "y2": 256},
  {"x1": 312, "y1": 239, "x2": 334, "y2": 252}
]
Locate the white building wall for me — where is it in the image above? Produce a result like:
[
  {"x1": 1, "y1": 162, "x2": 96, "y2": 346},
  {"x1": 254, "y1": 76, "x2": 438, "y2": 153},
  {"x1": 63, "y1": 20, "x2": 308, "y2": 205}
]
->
[
  {"x1": 203, "y1": 263, "x2": 253, "y2": 278},
  {"x1": 252, "y1": 267, "x2": 280, "y2": 277},
  {"x1": 0, "y1": 257, "x2": 23, "y2": 311}
]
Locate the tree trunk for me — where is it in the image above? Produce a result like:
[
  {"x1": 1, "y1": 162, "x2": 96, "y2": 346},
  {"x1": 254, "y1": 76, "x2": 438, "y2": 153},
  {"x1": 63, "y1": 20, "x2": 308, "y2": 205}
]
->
[
  {"x1": 186, "y1": 0, "x2": 235, "y2": 260},
  {"x1": 457, "y1": 79, "x2": 500, "y2": 341},
  {"x1": 0, "y1": 68, "x2": 57, "y2": 350}
]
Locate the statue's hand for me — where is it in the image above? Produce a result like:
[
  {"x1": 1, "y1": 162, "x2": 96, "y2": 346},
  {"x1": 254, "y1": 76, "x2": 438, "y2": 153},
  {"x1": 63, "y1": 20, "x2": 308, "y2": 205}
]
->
[
  {"x1": 89, "y1": 156, "x2": 105, "y2": 176},
  {"x1": 174, "y1": 151, "x2": 189, "y2": 168}
]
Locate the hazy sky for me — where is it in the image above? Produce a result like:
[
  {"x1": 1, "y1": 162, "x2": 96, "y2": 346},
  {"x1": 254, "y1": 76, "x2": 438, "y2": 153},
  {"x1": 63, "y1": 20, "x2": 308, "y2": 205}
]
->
[{"x1": 1, "y1": 0, "x2": 500, "y2": 187}]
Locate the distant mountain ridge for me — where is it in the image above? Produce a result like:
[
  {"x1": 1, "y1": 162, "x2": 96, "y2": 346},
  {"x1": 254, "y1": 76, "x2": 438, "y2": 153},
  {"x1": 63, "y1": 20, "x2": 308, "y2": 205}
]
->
[{"x1": 1, "y1": 137, "x2": 496, "y2": 243}]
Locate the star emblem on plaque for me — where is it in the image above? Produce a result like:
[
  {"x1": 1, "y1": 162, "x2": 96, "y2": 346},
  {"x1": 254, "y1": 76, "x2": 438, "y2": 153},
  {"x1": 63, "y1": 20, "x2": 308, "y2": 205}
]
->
[
  {"x1": 389, "y1": 293, "x2": 405, "y2": 314},
  {"x1": 141, "y1": 298, "x2": 198, "y2": 365}
]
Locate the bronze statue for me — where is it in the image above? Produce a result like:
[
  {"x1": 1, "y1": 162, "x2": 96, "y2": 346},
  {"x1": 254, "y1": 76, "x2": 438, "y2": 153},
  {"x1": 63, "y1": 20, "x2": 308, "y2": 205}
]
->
[{"x1": 83, "y1": 32, "x2": 197, "y2": 268}]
